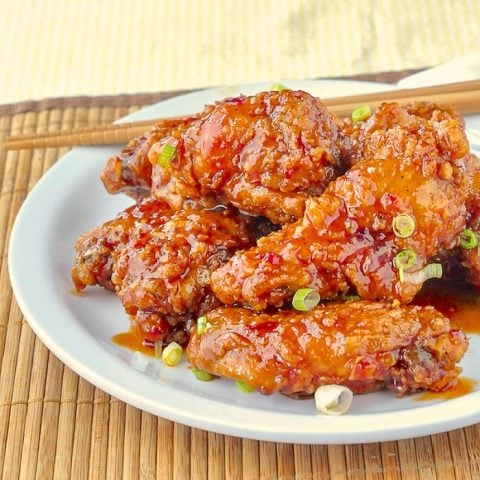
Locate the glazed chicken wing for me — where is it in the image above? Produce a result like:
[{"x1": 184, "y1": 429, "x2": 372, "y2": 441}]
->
[
  {"x1": 186, "y1": 302, "x2": 468, "y2": 396},
  {"x1": 149, "y1": 90, "x2": 345, "y2": 224},
  {"x1": 341, "y1": 102, "x2": 463, "y2": 168},
  {"x1": 211, "y1": 112, "x2": 469, "y2": 309},
  {"x1": 72, "y1": 198, "x2": 253, "y2": 346},
  {"x1": 72, "y1": 197, "x2": 173, "y2": 291},
  {"x1": 100, "y1": 115, "x2": 199, "y2": 199},
  {"x1": 458, "y1": 153, "x2": 480, "y2": 286},
  {"x1": 112, "y1": 207, "x2": 252, "y2": 345}
]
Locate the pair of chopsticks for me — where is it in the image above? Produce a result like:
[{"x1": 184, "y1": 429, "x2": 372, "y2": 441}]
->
[{"x1": 4, "y1": 80, "x2": 480, "y2": 151}]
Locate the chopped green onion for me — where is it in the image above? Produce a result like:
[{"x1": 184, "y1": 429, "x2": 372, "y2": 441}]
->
[
  {"x1": 161, "y1": 341, "x2": 182, "y2": 366},
  {"x1": 196, "y1": 316, "x2": 211, "y2": 336},
  {"x1": 459, "y1": 229, "x2": 478, "y2": 249},
  {"x1": 394, "y1": 249, "x2": 417, "y2": 270},
  {"x1": 271, "y1": 83, "x2": 287, "y2": 91},
  {"x1": 401, "y1": 263, "x2": 443, "y2": 284},
  {"x1": 392, "y1": 213, "x2": 416, "y2": 238},
  {"x1": 192, "y1": 368, "x2": 214, "y2": 381},
  {"x1": 351, "y1": 105, "x2": 371, "y2": 122},
  {"x1": 158, "y1": 144, "x2": 176, "y2": 167},
  {"x1": 154, "y1": 340, "x2": 163, "y2": 359},
  {"x1": 342, "y1": 295, "x2": 361, "y2": 302},
  {"x1": 236, "y1": 380, "x2": 254, "y2": 393},
  {"x1": 292, "y1": 288, "x2": 321, "y2": 311}
]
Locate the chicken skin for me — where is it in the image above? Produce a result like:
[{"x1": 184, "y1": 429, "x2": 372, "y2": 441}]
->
[
  {"x1": 211, "y1": 112, "x2": 470, "y2": 309},
  {"x1": 186, "y1": 302, "x2": 468, "y2": 396},
  {"x1": 149, "y1": 90, "x2": 345, "y2": 224}
]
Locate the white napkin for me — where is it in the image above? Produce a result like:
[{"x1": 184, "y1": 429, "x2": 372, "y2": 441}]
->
[{"x1": 397, "y1": 53, "x2": 480, "y2": 88}]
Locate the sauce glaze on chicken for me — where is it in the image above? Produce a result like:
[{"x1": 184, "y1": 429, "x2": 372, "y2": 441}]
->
[{"x1": 73, "y1": 89, "x2": 476, "y2": 398}]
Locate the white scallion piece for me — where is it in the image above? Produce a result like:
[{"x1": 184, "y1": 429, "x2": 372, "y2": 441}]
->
[
  {"x1": 314, "y1": 385, "x2": 353, "y2": 415},
  {"x1": 162, "y1": 341, "x2": 182, "y2": 367},
  {"x1": 129, "y1": 351, "x2": 150, "y2": 373},
  {"x1": 154, "y1": 340, "x2": 163, "y2": 359}
]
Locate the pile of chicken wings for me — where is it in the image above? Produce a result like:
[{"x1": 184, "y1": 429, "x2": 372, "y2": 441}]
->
[{"x1": 72, "y1": 89, "x2": 480, "y2": 397}]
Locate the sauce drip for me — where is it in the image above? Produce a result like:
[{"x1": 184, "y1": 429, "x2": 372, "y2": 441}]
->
[
  {"x1": 413, "y1": 279, "x2": 480, "y2": 334},
  {"x1": 416, "y1": 377, "x2": 477, "y2": 402},
  {"x1": 112, "y1": 327, "x2": 155, "y2": 357}
]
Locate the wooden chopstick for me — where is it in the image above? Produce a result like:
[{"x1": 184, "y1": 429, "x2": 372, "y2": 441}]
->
[
  {"x1": 4, "y1": 80, "x2": 480, "y2": 150},
  {"x1": 2, "y1": 115, "x2": 196, "y2": 150}
]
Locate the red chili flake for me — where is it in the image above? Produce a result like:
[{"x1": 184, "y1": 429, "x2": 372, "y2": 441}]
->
[
  {"x1": 380, "y1": 192, "x2": 398, "y2": 209},
  {"x1": 285, "y1": 168, "x2": 295, "y2": 179},
  {"x1": 227, "y1": 96, "x2": 245, "y2": 105},
  {"x1": 261, "y1": 252, "x2": 282, "y2": 265},
  {"x1": 246, "y1": 321, "x2": 278, "y2": 334},
  {"x1": 357, "y1": 358, "x2": 372, "y2": 371}
]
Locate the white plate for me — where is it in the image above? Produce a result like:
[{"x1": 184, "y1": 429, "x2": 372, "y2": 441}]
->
[{"x1": 8, "y1": 80, "x2": 480, "y2": 444}]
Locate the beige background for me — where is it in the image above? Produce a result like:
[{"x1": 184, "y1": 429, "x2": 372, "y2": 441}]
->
[{"x1": 1, "y1": 0, "x2": 480, "y2": 104}]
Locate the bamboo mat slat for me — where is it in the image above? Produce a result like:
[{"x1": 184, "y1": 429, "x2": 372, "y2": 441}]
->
[{"x1": 1, "y1": 75, "x2": 480, "y2": 479}]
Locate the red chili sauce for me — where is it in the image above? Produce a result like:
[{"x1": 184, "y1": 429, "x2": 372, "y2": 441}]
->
[
  {"x1": 414, "y1": 279, "x2": 479, "y2": 400},
  {"x1": 112, "y1": 327, "x2": 154, "y2": 357}
]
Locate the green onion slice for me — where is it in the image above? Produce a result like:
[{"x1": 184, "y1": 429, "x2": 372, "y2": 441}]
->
[
  {"x1": 459, "y1": 229, "x2": 478, "y2": 249},
  {"x1": 236, "y1": 380, "x2": 254, "y2": 393},
  {"x1": 351, "y1": 105, "x2": 371, "y2": 122},
  {"x1": 292, "y1": 288, "x2": 321, "y2": 311},
  {"x1": 392, "y1": 213, "x2": 416, "y2": 238},
  {"x1": 192, "y1": 368, "x2": 214, "y2": 381},
  {"x1": 161, "y1": 341, "x2": 182, "y2": 366},
  {"x1": 394, "y1": 249, "x2": 417, "y2": 270},
  {"x1": 271, "y1": 83, "x2": 287, "y2": 91},
  {"x1": 401, "y1": 263, "x2": 443, "y2": 284},
  {"x1": 158, "y1": 144, "x2": 176, "y2": 167},
  {"x1": 197, "y1": 316, "x2": 209, "y2": 336}
]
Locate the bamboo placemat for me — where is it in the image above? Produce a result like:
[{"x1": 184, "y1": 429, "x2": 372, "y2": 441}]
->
[{"x1": 1, "y1": 73, "x2": 480, "y2": 480}]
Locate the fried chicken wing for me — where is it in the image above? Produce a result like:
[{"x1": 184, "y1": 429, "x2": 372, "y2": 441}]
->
[
  {"x1": 100, "y1": 115, "x2": 198, "y2": 199},
  {"x1": 112, "y1": 207, "x2": 252, "y2": 320},
  {"x1": 186, "y1": 302, "x2": 468, "y2": 396},
  {"x1": 149, "y1": 90, "x2": 345, "y2": 224},
  {"x1": 341, "y1": 102, "x2": 463, "y2": 168},
  {"x1": 72, "y1": 198, "x2": 173, "y2": 291},
  {"x1": 211, "y1": 112, "x2": 469, "y2": 309},
  {"x1": 458, "y1": 153, "x2": 480, "y2": 286},
  {"x1": 72, "y1": 199, "x2": 253, "y2": 346}
]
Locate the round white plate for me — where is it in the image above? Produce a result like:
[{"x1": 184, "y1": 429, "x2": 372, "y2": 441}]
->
[{"x1": 8, "y1": 80, "x2": 480, "y2": 444}]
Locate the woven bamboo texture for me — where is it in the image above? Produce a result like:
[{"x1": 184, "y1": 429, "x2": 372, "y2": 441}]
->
[{"x1": 1, "y1": 78, "x2": 480, "y2": 479}]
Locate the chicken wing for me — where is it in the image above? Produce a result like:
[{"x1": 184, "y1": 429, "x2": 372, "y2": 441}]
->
[
  {"x1": 100, "y1": 115, "x2": 199, "y2": 199},
  {"x1": 458, "y1": 153, "x2": 480, "y2": 286},
  {"x1": 72, "y1": 197, "x2": 173, "y2": 291},
  {"x1": 72, "y1": 199, "x2": 253, "y2": 346},
  {"x1": 341, "y1": 101, "x2": 463, "y2": 168},
  {"x1": 149, "y1": 90, "x2": 345, "y2": 224},
  {"x1": 186, "y1": 302, "x2": 468, "y2": 396},
  {"x1": 112, "y1": 207, "x2": 252, "y2": 335},
  {"x1": 211, "y1": 112, "x2": 470, "y2": 309}
]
